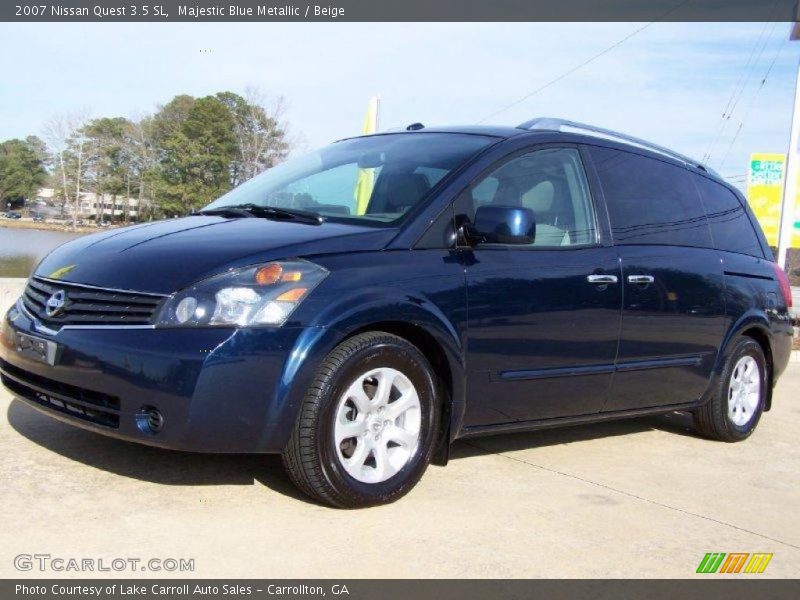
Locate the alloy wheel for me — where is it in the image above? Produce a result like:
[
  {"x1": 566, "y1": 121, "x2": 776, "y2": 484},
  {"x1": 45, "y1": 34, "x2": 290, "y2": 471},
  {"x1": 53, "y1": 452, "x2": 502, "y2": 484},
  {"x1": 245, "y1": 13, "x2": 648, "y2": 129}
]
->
[
  {"x1": 727, "y1": 355, "x2": 761, "y2": 427},
  {"x1": 333, "y1": 367, "x2": 422, "y2": 484}
]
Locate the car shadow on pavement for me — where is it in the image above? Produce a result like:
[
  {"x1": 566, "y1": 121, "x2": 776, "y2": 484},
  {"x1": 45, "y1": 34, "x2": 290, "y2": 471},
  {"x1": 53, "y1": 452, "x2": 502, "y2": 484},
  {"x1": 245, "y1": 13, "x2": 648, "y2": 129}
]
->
[
  {"x1": 6, "y1": 399, "x2": 316, "y2": 504},
  {"x1": 8, "y1": 398, "x2": 700, "y2": 499},
  {"x1": 449, "y1": 411, "x2": 700, "y2": 460}
]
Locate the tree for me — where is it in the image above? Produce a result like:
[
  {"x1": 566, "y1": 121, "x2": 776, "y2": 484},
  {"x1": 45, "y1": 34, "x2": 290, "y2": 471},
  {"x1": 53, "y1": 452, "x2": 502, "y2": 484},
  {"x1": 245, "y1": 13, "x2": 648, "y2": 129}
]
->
[
  {"x1": 83, "y1": 117, "x2": 131, "y2": 222},
  {"x1": 216, "y1": 89, "x2": 289, "y2": 185},
  {"x1": 157, "y1": 95, "x2": 237, "y2": 214},
  {"x1": 0, "y1": 138, "x2": 47, "y2": 207},
  {"x1": 43, "y1": 110, "x2": 90, "y2": 228},
  {"x1": 64, "y1": 122, "x2": 91, "y2": 228},
  {"x1": 125, "y1": 115, "x2": 160, "y2": 221},
  {"x1": 150, "y1": 94, "x2": 195, "y2": 144},
  {"x1": 36, "y1": 90, "x2": 294, "y2": 221},
  {"x1": 25, "y1": 135, "x2": 50, "y2": 170}
]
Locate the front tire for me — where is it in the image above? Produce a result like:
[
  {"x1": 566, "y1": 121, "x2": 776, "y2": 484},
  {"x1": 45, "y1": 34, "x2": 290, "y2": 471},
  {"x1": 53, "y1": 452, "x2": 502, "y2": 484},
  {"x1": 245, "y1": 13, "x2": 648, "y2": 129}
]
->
[
  {"x1": 694, "y1": 336, "x2": 767, "y2": 442},
  {"x1": 282, "y1": 332, "x2": 439, "y2": 507}
]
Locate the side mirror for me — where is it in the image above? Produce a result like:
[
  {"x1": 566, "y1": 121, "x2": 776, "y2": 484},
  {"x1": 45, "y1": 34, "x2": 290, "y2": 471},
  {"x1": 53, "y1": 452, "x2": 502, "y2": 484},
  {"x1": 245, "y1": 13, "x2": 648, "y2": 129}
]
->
[{"x1": 463, "y1": 205, "x2": 536, "y2": 245}]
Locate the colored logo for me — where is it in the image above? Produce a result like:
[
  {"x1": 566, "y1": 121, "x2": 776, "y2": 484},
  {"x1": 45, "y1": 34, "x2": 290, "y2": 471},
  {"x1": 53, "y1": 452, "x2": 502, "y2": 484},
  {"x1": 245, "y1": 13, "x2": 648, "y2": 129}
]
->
[{"x1": 696, "y1": 552, "x2": 773, "y2": 574}]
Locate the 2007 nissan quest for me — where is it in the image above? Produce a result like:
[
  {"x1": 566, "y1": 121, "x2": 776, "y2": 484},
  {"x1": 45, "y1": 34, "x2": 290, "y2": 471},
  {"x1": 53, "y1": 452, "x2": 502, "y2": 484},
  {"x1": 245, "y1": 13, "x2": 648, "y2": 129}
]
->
[{"x1": 1, "y1": 118, "x2": 793, "y2": 507}]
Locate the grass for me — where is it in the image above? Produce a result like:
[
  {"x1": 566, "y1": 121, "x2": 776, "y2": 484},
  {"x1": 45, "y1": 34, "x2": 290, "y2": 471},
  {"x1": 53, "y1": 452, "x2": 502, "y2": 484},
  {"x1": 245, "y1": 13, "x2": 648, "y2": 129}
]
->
[{"x1": 0, "y1": 218, "x2": 105, "y2": 234}]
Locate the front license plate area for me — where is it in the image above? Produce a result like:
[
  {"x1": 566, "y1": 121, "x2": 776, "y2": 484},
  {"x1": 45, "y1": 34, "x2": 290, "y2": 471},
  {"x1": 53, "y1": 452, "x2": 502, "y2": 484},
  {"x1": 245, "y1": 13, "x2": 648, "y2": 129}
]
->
[{"x1": 15, "y1": 332, "x2": 59, "y2": 366}]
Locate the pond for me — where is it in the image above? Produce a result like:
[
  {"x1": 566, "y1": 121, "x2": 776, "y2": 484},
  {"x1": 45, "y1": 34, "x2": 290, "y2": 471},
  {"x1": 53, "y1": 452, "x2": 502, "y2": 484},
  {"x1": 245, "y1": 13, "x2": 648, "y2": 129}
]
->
[{"x1": 0, "y1": 227, "x2": 84, "y2": 278}]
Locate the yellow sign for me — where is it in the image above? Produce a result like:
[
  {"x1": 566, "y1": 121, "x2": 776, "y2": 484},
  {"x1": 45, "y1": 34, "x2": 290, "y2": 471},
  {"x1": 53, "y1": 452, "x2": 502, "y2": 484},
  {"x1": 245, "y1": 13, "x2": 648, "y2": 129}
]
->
[
  {"x1": 746, "y1": 152, "x2": 800, "y2": 248},
  {"x1": 354, "y1": 96, "x2": 380, "y2": 215},
  {"x1": 747, "y1": 153, "x2": 785, "y2": 247}
]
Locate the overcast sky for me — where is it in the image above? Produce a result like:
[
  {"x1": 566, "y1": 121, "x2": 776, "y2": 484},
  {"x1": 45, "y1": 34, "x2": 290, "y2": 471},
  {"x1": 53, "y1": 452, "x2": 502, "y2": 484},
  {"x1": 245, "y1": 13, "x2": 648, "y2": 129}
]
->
[{"x1": 1, "y1": 22, "x2": 798, "y2": 186}]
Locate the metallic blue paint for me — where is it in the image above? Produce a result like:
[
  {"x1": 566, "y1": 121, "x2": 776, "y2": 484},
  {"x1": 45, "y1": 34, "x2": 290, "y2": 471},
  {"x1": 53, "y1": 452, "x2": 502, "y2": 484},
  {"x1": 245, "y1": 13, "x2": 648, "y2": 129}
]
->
[
  {"x1": 462, "y1": 245, "x2": 622, "y2": 425},
  {"x1": 0, "y1": 129, "x2": 794, "y2": 455},
  {"x1": 34, "y1": 216, "x2": 397, "y2": 294},
  {"x1": 601, "y1": 245, "x2": 726, "y2": 412}
]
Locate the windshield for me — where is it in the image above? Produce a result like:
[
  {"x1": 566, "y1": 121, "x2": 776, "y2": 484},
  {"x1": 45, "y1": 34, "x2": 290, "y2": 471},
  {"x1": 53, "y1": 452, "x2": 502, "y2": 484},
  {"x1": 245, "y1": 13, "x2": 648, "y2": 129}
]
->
[{"x1": 203, "y1": 133, "x2": 497, "y2": 225}]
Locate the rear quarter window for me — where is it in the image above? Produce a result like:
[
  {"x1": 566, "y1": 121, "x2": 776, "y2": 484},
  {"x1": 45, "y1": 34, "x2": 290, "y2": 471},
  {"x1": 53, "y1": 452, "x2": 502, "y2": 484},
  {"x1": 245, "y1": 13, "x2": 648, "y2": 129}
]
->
[
  {"x1": 693, "y1": 175, "x2": 765, "y2": 258},
  {"x1": 588, "y1": 146, "x2": 712, "y2": 248}
]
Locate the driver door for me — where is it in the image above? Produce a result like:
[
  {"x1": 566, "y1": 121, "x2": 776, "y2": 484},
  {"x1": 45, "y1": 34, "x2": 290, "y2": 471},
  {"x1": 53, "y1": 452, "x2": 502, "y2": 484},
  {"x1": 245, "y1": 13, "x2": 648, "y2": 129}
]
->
[{"x1": 458, "y1": 146, "x2": 622, "y2": 427}]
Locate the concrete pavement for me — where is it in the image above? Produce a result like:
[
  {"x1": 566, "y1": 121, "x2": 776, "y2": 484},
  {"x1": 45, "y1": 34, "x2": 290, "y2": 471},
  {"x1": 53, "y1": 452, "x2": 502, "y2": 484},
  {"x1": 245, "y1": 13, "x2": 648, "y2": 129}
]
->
[{"x1": 1, "y1": 278, "x2": 799, "y2": 578}]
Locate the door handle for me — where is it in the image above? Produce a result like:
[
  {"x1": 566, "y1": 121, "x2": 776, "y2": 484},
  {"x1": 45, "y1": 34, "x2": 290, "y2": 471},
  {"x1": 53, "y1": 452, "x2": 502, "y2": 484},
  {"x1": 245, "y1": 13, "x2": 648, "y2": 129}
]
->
[
  {"x1": 627, "y1": 275, "x2": 655, "y2": 284},
  {"x1": 587, "y1": 274, "x2": 618, "y2": 284}
]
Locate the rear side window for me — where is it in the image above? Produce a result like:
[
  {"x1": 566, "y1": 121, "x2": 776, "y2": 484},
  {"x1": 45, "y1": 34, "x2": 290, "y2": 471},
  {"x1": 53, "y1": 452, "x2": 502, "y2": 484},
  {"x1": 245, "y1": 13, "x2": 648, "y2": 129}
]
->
[
  {"x1": 589, "y1": 146, "x2": 712, "y2": 248},
  {"x1": 693, "y1": 175, "x2": 764, "y2": 258}
]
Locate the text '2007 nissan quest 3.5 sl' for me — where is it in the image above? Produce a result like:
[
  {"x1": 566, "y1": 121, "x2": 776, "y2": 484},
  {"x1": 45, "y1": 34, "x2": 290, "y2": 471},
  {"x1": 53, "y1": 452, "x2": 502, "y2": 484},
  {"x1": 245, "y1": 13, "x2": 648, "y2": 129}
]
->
[{"x1": 1, "y1": 118, "x2": 793, "y2": 507}]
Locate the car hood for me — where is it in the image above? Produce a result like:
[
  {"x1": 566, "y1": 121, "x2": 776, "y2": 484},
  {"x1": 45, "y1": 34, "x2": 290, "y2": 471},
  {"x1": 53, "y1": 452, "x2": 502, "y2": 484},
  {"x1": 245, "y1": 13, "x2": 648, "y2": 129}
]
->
[{"x1": 34, "y1": 216, "x2": 397, "y2": 294}]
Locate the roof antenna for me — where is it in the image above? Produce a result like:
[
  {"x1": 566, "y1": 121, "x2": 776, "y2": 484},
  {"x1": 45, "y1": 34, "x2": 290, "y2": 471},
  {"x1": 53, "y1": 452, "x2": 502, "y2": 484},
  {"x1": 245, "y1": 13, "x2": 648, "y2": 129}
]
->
[{"x1": 406, "y1": 122, "x2": 425, "y2": 131}]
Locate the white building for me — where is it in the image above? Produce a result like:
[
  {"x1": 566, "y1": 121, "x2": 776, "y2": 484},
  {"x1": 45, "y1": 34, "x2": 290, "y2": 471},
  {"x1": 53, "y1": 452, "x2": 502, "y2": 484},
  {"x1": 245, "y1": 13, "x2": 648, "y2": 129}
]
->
[{"x1": 35, "y1": 188, "x2": 151, "y2": 221}]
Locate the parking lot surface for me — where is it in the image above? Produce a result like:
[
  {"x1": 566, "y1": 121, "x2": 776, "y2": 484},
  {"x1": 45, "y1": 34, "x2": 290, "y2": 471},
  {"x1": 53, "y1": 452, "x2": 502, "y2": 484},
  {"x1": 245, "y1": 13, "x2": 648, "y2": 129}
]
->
[{"x1": 1, "y1": 279, "x2": 798, "y2": 578}]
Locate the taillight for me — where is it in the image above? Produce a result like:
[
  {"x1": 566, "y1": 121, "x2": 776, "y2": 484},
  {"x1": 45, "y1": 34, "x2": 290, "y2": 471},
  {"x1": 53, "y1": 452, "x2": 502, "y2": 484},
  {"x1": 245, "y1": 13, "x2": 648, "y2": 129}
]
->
[{"x1": 772, "y1": 262, "x2": 793, "y2": 308}]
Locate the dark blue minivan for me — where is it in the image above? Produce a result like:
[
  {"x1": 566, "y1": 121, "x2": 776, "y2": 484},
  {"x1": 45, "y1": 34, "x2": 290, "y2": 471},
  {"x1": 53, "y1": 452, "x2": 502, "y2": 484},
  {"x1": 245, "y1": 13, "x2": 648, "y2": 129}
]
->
[{"x1": 1, "y1": 119, "x2": 794, "y2": 507}]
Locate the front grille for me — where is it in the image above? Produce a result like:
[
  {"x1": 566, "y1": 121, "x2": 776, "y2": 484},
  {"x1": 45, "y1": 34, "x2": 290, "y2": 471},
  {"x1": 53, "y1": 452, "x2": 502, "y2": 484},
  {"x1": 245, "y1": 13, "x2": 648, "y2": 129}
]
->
[
  {"x1": 22, "y1": 276, "x2": 164, "y2": 329},
  {"x1": 0, "y1": 359, "x2": 120, "y2": 429}
]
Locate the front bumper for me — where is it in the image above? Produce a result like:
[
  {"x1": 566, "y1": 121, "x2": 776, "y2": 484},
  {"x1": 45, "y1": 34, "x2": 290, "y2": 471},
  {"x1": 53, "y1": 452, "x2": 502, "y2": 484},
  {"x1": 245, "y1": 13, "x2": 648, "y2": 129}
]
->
[{"x1": 1, "y1": 300, "x2": 308, "y2": 453}]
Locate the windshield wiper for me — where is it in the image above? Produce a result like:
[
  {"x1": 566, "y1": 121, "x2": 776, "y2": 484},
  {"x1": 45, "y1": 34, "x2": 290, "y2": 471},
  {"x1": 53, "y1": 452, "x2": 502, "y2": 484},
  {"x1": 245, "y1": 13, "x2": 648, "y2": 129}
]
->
[
  {"x1": 197, "y1": 203, "x2": 324, "y2": 225},
  {"x1": 196, "y1": 207, "x2": 254, "y2": 218}
]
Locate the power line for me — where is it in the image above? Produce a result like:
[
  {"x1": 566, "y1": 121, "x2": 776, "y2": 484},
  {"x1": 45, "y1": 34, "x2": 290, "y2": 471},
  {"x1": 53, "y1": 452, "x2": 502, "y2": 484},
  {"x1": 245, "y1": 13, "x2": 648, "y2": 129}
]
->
[
  {"x1": 702, "y1": 5, "x2": 784, "y2": 163},
  {"x1": 477, "y1": 1, "x2": 692, "y2": 124},
  {"x1": 476, "y1": 24, "x2": 652, "y2": 123},
  {"x1": 717, "y1": 33, "x2": 789, "y2": 172},
  {"x1": 726, "y1": 21, "x2": 781, "y2": 119},
  {"x1": 701, "y1": 18, "x2": 776, "y2": 163}
]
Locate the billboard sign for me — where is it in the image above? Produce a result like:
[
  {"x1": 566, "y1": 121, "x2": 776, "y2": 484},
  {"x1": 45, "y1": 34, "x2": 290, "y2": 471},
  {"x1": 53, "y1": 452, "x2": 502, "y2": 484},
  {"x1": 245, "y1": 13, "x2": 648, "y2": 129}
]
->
[{"x1": 747, "y1": 153, "x2": 786, "y2": 247}]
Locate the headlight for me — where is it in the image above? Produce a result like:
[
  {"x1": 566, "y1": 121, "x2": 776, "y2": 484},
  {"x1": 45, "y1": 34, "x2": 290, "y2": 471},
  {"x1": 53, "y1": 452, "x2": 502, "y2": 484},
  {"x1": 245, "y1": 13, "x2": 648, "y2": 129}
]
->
[{"x1": 156, "y1": 260, "x2": 328, "y2": 327}]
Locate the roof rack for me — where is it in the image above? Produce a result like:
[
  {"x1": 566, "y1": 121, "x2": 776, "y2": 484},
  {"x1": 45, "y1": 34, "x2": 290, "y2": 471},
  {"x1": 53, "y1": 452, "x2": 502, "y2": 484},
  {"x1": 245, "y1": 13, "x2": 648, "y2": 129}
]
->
[{"x1": 517, "y1": 117, "x2": 718, "y2": 177}]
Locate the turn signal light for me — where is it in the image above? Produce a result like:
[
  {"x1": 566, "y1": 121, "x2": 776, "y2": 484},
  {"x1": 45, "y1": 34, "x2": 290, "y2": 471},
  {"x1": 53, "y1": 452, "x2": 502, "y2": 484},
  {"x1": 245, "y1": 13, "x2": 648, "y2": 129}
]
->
[
  {"x1": 255, "y1": 264, "x2": 282, "y2": 285},
  {"x1": 276, "y1": 288, "x2": 308, "y2": 302},
  {"x1": 281, "y1": 271, "x2": 303, "y2": 282}
]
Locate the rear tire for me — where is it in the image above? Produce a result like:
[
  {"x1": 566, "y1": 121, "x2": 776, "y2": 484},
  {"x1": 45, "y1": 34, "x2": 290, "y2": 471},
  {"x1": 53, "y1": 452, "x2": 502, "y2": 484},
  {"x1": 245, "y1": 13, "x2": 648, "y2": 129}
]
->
[
  {"x1": 282, "y1": 332, "x2": 439, "y2": 508},
  {"x1": 694, "y1": 336, "x2": 767, "y2": 442}
]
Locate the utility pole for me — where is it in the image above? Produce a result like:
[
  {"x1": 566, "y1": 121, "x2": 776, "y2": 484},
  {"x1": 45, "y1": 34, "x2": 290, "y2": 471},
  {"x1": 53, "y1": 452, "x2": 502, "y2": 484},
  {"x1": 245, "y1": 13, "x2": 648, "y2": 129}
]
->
[{"x1": 777, "y1": 22, "x2": 800, "y2": 269}]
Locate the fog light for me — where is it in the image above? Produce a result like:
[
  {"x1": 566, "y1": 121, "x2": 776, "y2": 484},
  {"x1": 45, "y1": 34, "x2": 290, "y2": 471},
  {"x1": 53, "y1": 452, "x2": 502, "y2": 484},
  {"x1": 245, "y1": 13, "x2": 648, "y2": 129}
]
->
[{"x1": 136, "y1": 406, "x2": 164, "y2": 434}]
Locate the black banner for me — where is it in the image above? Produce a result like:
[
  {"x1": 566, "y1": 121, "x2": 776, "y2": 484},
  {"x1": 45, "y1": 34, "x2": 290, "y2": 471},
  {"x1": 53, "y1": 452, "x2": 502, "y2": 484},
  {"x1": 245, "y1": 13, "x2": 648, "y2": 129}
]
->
[
  {"x1": 2, "y1": 0, "x2": 799, "y2": 23},
  {"x1": 4, "y1": 580, "x2": 800, "y2": 600}
]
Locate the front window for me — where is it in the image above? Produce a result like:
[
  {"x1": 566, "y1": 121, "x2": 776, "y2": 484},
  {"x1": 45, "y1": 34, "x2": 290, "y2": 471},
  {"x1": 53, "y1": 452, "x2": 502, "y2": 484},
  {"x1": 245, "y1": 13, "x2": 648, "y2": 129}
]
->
[
  {"x1": 204, "y1": 133, "x2": 497, "y2": 226},
  {"x1": 456, "y1": 147, "x2": 598, "y2": 247}
]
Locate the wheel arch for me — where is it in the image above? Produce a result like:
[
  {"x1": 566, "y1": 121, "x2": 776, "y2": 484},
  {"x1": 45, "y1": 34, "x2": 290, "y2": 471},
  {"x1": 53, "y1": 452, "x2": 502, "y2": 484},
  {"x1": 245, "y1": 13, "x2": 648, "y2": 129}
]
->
[
  {"x1": 342, "y1": 320, "x2": 459, "y2": 465},
  {"x1": 738, "y1": 326, "x2": 774, "y2": 411},
  {"x1": 270, "y1": 291, "x2": 466, "y2": 457},
  {"x1": 718, "y1": 312, "x2": 775, "y2": 411}
]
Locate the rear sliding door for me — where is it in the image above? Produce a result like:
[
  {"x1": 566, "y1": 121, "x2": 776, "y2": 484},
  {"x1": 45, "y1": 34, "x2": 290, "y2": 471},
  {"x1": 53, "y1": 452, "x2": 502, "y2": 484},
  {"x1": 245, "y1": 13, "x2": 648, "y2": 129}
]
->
[{"x1": 585, "y1": 145, "x2": 726, "y2": 411}]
